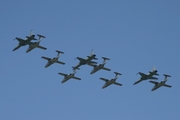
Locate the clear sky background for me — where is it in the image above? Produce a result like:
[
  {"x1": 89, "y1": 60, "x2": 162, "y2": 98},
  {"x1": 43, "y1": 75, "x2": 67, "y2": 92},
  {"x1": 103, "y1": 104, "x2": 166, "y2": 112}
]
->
[{"x1": 1, "y1": 0, "x2": 180, "y2": 120}]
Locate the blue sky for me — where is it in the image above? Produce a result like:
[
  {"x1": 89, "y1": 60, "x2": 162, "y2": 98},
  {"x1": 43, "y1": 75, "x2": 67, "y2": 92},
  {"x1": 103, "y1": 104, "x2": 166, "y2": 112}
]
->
[{"x1": 1, "y1": 0, "x2": 180, "y2": 120}]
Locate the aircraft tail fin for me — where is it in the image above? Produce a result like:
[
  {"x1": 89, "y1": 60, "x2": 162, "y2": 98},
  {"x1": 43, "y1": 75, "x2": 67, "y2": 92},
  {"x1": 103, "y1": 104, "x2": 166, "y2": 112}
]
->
[
  {"x1": 163, "y1": 74, "x2": 171, "y2": 78},
  {"x1": 30, "y1": 30, "x2": 33, "y2": 36},
  {"x1": 90, "y1": 49, "x2": 94, "y2": 56},
  {"x1": 152, "y1": 66, "x2": 158, "y2": 73},
  {"x1": 37, "y1": 34, "x2": 45, "y2": 42},
  {"x1": 163, "y1": 74, "x2": 171, "y2": 81},
  {"x1": 149, "y1": 66, "x2": 159, "y2": 75},
  {"x1": 114, "y1": 72, "x2": 122, "y2": 78},
  {"x1": 88, "y1": 49, "x2": 98, "y2": 59}
]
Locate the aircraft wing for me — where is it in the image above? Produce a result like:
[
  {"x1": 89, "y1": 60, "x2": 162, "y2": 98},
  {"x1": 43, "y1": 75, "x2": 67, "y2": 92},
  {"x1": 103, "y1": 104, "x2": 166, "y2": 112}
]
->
[
  {"x1": 56, "y1": 60, "x2": 65, "y2": 65},
  {"x1": 87, "y1": 56, "x2": 98, "y2": 60},
  {"x1": 100, "y1": 78, "x2": 109, "y2": 82},
  {"x1": 37, "y1": 45, "x2": 47, "y2": 50},
  {"x1": 139, "y1": 72, "x2": 147, "y2": 77},
  {"x1": 58, "y1": 73, "x2": 67, "y2": 76},
  {"x1": 149, "y1": 81, "x2": 158, "y2": 84},
  {"x1": 88, "y1": 64, "x2": 97, "y2": 67},
  {"x1": 163, "y1": 84, "x2": 172, "y2": 88},
  {"x1": 149, "y1": 76, "x2": 158, "y2": 80},
  {"x1": 89, "y1": 61, "x2": 97, "y2": 64},
  {"x1": 28, "y1": 41, "x2": 34, "y2": 45},
  {"x1": 102, "y1": 67, "x2": 111, "y2": 71},
  {"x1": 12, "y1": 45, "x2": 21, "y2": 51},
  {"x1": 72, "y1": 76, "x2": 81, "y2": 80},
  {"x1": 113, "y1": 82, "x2": 122, "y2": 86},
  {"x1": 16, "y1": 37, "x2": 24, "y2": 43},
  {"x1": 41, "y1": 56, "x2": 51, "y2": 61},
  {"x1": 77, "y1": 57, "x2": 86, "y2": 62}
]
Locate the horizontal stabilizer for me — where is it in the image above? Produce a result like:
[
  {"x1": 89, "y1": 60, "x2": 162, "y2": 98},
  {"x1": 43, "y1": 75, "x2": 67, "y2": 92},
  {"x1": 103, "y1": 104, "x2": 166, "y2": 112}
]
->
[
  {"x1": 114, "y1": 72, "x2": 122, "y2": 75},
  {"x1": 155, "y1": 73, "x2": 159, "y2": 76},
  {"x1": 163, "y1": 74, "x2": 171, "y2": 77},
  {"x1": 37, "y1": 34, "x2": 46, "y2": 38},
  {"x1": 56, "y1": 50, "x2": 64, "y2": 54},
  {"x1": 102, "y1": 57, "x2": 110, "y2": 60}
]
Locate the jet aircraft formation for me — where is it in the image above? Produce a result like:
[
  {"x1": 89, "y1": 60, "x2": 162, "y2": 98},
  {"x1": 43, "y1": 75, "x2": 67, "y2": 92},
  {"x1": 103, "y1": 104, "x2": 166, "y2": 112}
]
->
[{"x1": 12, "y1": 31, "x2": 172, "y2": 91}]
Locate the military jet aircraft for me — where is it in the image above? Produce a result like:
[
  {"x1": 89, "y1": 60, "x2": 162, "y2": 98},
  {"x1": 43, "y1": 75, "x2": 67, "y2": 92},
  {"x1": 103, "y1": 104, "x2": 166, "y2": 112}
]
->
[
  {"x1": 90, "y1": 57, "x2": 111, "y2": 74},
  {"x1": 100, "y1": 72, "x2": 122, "y2": 89},
  {"x1": 41, "y1": 50, "x2": 65, "y2": 68},
  {"x1": 58, "y1": 68, "x2": 81, "y2": 83},
  {"x1": 12, "y1": 30, "x2": 37, "y2": 51},
  {"x1": 73, "y1": 50, "x2": 98, "y2": 70},
  {"x1": 133, "y1": 67, "x2": 159, "y2": 85},
  {"x1": 26, "y1": 34, "x2": 47, "y2": 53},
  {"x1": 149, "y1": 74, "x2": 172, "y2": 91}
]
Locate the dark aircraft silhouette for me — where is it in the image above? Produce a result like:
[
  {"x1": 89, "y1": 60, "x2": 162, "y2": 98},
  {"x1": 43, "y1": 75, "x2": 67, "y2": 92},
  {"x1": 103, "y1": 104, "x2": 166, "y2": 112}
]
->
[
  {"x1": 41, "y1": 50, "x2": 65, "y2": 68},
  {"x1": 100, "y1": 72, "x2": 122, "y2": 89},
  {"x1": 13, "y1": 30, "x2": 37, "y2": 51},
  {"x1": 90, "y1": 57, "x2": 111, "y2": 74},
  {"x1": 149, "y1": 74, "x2": 172, "y2": 91},
  {"x1": 134, "y1": 67, "x2": 159, "y2": 85},
  {"x1": 73, "y1": 50, "x2": 98, "y2": 70},
  {"x1": 58, "y1": 68, "x2": 81, "y2": 83},
  {"x1": 26, "y1": 34, "x2": 47, "y2": 53}
]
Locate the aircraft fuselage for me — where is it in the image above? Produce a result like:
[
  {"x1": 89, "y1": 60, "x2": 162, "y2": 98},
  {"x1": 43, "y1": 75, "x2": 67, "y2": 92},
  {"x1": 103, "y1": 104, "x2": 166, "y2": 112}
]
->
[
  {"x1": 80, "y1": 57, "x2": 94, "y2": 65},
  {"x1": 74, "y1": 56, "x2": 96, "y2": 69},
  {"x1": 26, "y1": 42, "x2": 39, "y2": 53},
  {"x1": 61, "y1": 74, "x2": 74, "y2": 83},
  {"x1": 151, "y1": 81, "x2": 166, "y2": 91},
  {"x1": 13, "y1": 35, "x2": 36, "y2": 51},
  {"x1": 20, "y1": 35, "x2": 36, "y2": 45},
  {"x1": 141, "y1": 73, "x2": 154, "y2": 80},
  {"x1": 102, "y1": 79, "x2": 116, "y2": 89},
  {"x1": 91, "y1": 64, "x2": 104, "y2": 74},
  {"x1": 45, "y1": 57, "x2": 58, "y2": 68}
]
